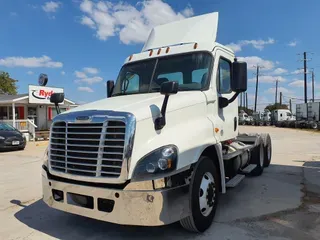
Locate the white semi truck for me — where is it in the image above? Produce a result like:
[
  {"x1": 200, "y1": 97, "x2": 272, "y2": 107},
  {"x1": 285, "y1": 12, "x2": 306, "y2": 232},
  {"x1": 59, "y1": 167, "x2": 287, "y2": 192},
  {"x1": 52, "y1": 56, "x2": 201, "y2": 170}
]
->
[{"x1": 42, "y1": 12, "x2": 272, "y2": 233}]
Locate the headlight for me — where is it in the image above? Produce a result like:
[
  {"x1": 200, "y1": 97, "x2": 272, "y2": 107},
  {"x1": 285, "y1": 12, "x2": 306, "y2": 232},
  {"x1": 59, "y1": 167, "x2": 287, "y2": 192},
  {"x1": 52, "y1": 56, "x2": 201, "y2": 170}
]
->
[
  {"x1": 131, "y1": 145, "x2": 178, "y2": 182},
  {"x1": 43, "y1": 147, "x2": 49, "y2": 167},
  {"x1": 0, "y1": 136, "x2": 5, "y2": 140}
]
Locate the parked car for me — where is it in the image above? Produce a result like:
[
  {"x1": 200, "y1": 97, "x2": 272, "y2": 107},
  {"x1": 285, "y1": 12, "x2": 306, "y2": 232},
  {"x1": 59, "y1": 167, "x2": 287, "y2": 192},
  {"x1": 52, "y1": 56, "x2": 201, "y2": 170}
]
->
[{"x1": 0, "y1": 122, "x2": 26, "y2": 151}]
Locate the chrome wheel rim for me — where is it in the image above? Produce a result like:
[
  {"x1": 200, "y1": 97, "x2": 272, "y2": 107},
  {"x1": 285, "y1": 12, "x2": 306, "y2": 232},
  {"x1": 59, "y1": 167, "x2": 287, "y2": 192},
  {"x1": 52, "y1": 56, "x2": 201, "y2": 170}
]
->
[{"x1": 199, "y1": 172, "x2": 215, "y2": 217}]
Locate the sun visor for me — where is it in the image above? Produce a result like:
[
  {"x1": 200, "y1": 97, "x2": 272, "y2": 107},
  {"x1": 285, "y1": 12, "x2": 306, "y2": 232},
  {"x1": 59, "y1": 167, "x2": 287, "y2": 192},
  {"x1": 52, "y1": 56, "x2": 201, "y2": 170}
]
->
[{"x1": 142, "y1": 12, "x2": 219, "y2": 52}]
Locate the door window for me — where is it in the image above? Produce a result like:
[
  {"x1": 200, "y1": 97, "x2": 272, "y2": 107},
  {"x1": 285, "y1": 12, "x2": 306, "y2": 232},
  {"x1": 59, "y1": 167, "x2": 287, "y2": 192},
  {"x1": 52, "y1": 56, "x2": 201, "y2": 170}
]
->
[{"x1": 217, "y1": 58, "x2": 231, "y2": 93}]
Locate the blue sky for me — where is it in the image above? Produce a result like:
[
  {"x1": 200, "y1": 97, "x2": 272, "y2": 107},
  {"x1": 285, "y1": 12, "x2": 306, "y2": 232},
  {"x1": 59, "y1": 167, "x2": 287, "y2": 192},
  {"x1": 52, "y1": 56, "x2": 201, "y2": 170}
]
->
[{"x1": 1, "y1": 0, "x2": 320, "y2": 111}]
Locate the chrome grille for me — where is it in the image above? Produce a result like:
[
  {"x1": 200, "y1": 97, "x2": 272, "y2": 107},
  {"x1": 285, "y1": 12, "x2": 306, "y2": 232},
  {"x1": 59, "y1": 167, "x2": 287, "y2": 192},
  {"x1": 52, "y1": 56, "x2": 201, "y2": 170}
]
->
[{"x1": 49, "y1": 121, "x2": 126, "y2": 178}]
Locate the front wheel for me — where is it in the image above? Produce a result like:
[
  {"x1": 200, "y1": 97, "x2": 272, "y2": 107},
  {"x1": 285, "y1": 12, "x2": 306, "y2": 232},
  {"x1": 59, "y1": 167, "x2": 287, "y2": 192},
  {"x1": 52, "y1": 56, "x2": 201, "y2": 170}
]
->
[{"x1": 180, "y1": 156, "x2": 219, "y2": 232}]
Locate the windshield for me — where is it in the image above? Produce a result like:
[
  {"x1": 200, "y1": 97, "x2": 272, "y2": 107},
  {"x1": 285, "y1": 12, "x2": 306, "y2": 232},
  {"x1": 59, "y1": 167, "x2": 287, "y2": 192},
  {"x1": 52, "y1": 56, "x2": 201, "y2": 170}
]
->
[
  {"x1": 0, "y1": 122, "x2": 16, "y2": 131},
  {"x1": 112, "y1": 52, "x2": 212, "y2": 96}
]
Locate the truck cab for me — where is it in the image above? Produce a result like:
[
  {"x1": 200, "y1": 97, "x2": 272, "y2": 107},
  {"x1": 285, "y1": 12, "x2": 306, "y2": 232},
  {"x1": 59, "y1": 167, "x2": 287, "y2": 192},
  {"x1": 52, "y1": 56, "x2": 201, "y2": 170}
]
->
[{"x1": 42, "y1": 12, "x2": 272, "y2": 233}]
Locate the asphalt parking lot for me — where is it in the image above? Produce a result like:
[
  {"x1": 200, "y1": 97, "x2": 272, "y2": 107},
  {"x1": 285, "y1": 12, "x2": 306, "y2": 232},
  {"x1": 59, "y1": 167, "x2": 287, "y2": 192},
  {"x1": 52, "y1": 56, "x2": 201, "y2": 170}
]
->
[{"x1": 1, "y1": 126, "x2": 320, "y2": 240}]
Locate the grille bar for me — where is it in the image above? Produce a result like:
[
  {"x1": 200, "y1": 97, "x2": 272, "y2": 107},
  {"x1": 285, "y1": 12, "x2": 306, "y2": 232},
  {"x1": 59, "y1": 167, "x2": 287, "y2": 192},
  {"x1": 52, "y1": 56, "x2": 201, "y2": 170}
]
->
[{"x1": 49, "y1": 120, "x2": 126, "y2": 178}]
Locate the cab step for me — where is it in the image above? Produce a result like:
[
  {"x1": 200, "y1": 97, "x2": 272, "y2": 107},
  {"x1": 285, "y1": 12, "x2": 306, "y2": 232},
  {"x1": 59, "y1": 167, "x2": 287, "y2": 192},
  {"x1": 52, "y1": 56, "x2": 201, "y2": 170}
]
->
[
  {"x1": 226, "y1": 174, "x2": 245, "y2": 188},
  {"x1": 241, "y1": 164, "x2": 257, "y2": 174}
]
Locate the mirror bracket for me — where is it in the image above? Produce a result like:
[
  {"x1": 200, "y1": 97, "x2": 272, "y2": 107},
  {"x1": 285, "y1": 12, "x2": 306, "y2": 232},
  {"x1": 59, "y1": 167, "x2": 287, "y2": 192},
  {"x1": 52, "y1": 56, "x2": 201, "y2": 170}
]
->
[
  {"x1": 219, "y1": 92, "x2": 240, "y2": 109},
  {"x1": 154, "y1": 81, "x2": 178, "y2": 131}
]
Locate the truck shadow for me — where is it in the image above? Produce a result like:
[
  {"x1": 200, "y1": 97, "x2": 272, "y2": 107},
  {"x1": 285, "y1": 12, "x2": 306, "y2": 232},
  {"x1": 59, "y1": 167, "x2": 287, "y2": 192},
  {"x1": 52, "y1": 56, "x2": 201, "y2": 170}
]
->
[
  {"x1": 13, "y1": 199, "x2": 185, "y2": 239},
  {"x1": 12, "y1": 162, "x2": 320, "y2": 239}
]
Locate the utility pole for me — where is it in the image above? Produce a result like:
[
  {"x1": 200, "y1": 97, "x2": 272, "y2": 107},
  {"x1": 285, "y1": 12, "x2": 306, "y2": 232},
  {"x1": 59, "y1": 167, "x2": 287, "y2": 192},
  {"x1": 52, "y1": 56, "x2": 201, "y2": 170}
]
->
[
  {"x1": 246, "y1": 92, "x2": 248, "y2": 109},
  {"x1": 289, "y1": 98, "x2": 292, "y2": 112},
  {"x1": 254, "y1": 66, "x2": 259, "y2": 112},
  {"x1": 303, "y1": 52, "x2": 308, "y2": 103},
  {"x1": 243, "y1": 92, "x2": 246, "y2": 109},
  {"x1": 312, "y1": 70, "x2": 315, "y2": 102},
  {"x1": 280, "y1": 92, "x2": 282, "y2": 105},
  {"x1": 275, "y1": 79, "x2": 279, "y2": 104}
]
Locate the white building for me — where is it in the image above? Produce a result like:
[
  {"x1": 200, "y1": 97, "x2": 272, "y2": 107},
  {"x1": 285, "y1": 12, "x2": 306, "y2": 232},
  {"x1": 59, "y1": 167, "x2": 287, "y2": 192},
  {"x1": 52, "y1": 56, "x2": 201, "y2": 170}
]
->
[{"x1": 0, "y1": 85, "x2": 78, "y2": 140}]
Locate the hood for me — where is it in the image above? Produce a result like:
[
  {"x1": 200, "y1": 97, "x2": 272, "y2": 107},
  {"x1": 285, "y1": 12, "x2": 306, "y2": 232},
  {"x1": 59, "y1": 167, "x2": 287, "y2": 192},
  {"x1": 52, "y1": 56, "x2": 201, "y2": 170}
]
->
[
  {"x1": 0, "y1": 130, "x2": 23, "y2": 138},
  {"x1": 67, "y1": 91, "x2": 206, "y2": 121}
]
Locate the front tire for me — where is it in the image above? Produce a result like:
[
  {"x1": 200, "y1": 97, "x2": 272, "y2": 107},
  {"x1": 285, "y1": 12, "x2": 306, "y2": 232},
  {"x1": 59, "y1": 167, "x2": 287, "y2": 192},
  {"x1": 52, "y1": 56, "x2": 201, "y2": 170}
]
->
[{"x1": 180, "y1": 156, "x2": 219, "y2": 232}]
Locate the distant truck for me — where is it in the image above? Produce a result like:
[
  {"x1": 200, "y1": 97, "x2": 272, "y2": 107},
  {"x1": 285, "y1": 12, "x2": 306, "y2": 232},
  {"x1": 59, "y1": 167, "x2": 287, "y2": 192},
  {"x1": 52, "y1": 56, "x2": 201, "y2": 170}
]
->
[
  {"x1": 42, "y1": 12, "x2": 272, "y2": 233},
  {"x1": 296, "y1": 102, "x2": 320, "y2": 129}
]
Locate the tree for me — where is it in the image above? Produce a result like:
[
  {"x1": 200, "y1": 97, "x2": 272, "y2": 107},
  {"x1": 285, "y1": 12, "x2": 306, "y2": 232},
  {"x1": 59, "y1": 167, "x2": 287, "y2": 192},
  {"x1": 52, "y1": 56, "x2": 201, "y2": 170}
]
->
[
  {"x1": 0, "y1": 71, "x2": 18, "y2": 95},
  {"x1": 238, "y1": 106, "x2": 253, "y2": 115},
  {"x1": 265, "y1": 103, "x2": 288, "y2": 112}
]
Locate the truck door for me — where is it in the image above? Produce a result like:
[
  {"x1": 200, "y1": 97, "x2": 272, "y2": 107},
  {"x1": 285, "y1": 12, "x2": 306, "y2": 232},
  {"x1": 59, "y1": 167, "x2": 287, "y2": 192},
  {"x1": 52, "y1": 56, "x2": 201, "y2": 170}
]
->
[{"x1": 216, "y1": 50, "x2": 238, "y2": 141}]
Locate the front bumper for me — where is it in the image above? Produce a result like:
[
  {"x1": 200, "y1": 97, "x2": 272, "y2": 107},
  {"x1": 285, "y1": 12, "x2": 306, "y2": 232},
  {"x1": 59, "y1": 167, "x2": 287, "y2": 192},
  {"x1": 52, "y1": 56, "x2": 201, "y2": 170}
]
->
[
  {"x1": 0, "y1": 141, "x2": 25, "y2": 150},
  {"x1": 42, "y1": 167, "x2": 190, "y2": 226}
]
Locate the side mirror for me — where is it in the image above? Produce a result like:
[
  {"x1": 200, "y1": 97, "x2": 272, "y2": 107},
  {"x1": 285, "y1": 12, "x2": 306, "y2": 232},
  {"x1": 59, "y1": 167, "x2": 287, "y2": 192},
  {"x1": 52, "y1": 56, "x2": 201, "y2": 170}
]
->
[
  {"x1": 50, "y1": 93, "x2": 64, "y2": 104},
  {"x1": 107, "y1": 80, "x2": 115, "y2": 98},
  {"x1": 155, "y1": 81, "x2": 179, "y2": 130},
  {"x1": 50, "y1": 93, "x2": 64, "y2": 115},
  {"x1": 160, "y1": 81, "x2": 179, "y2": 95},
  {"x1": 231, "y1": 61, "x2": 247, "y2": 92}
]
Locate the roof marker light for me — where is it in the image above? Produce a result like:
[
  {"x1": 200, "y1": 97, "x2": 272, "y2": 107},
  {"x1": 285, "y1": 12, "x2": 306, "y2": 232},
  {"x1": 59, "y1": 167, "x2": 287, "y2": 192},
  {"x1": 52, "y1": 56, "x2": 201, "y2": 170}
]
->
[
  {"x1": 129, "y1": 55, "x2": 133, "y2": 61},
  {"x1": 149, "y1": 50, "x2": 153, "y2": 56},
  {"x1": 166, "y1": 47, "x2": 170, "y2": 53},
  {"x1": 157, "y1": 48, "x2": 161, "y2": 55},
  {"x1": 194, "y1": 43, "x2": 198, "y2": 49}
]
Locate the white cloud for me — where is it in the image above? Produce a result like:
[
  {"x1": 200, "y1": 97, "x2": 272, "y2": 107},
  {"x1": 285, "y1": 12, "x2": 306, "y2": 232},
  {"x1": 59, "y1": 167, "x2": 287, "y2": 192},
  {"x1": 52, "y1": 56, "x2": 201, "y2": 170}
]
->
[
  {"x1": 289, "y1": 79, "x2": 304, "y2": 87},
  {"x1": 78, "y1": 86, "x2": 94, "y2": 92},
  {"x1": 288, "y1": 40, "x2": 297, "y2": 47},
  {"x1": 181, "y1": 5, "x2": 194, "y2": 17},
  {"x1": 248, "y1": 75, "x2": 286, "y2": 83},
  {"x1": 79, "y1": 0, "x2": 194, "y2": 44},
  {"x1": 42, "y1": 1, "x2": 61, "y2": 13},
  {"x1": 226, "y1": 38, "x2": 275, "y2": 52},
  {"x1": 83, "y1": 67, "x2": 98, "y2": 74},
  {"x1": 75, "y1": 76, "x2": 103, "y2": 84},
  {"x1": 74, "y1": 67, "x2": 102, "y2": 84},
  {"x1": 225, "y1": 43, "x2": 242, "y2": 53},
  {"x1": 28, "y1": 4, "x2": 38, "y2": 9},
  {"x1": 237, "y1": 56, "x2": 274, "y2": 70},
  {"x1": 61, "y1": 71, "x2": 66, "y2": 75},
  {"x1": 81, "y1": 16, "x2": 96, "y2": 29},
  {"x1": 0, "y1": 55, "x2": 63, "y2": 68},
  {"x1": 291, "y1": 69, "x2": 306, "y2": 74},
  {"x1": 74, "y1": 71, "x2": 88, "y2": 78},
  {"x1": 10, "y1": 12, "x2": 18, "y2": 17},
  {"x1": 266, "y1": 86, "x2": 291, "y2": 94},
  {"x1": 272, "y1": 68, "x2": 288, "y2": 75},
  {"x1": 27, "y1": 71, "x2": 34, "y2": 75}
]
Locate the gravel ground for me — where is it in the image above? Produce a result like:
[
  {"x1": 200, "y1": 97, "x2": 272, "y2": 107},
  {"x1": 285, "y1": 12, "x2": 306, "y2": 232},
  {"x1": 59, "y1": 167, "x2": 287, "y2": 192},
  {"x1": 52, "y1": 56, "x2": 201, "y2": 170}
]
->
[{"x1": 0, "y1": 126, "x2": 320, "y2": 240}]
